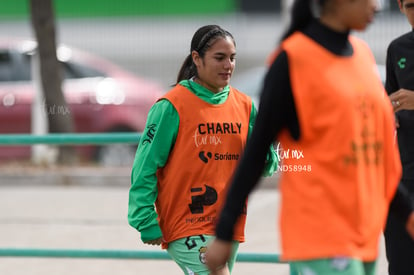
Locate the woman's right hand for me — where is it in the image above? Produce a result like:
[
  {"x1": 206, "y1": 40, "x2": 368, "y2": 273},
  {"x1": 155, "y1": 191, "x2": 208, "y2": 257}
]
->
[
  {"x1": 390, "y1": 89, "x2": 414, "y2": 112},
  {"x1": 205, "y1": 238, "x2": 232, "y2": 273},
  {"x1": 144, "y1": 237, "x2": 163, "y2": 246}
]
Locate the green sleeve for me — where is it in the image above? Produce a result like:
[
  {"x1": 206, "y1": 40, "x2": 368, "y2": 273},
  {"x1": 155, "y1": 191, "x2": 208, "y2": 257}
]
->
[
  {"x1": 128, "y1": 99, "x2": 179, "y2": 242},
  {"x1": 249, "y1": 102, "x2": 278, "y2": 177}
]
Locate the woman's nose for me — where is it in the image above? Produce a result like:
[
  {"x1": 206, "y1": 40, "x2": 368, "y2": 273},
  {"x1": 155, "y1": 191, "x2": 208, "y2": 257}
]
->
[{"x1": 224, "y1": 58, "x2": 233, "y2": 69}]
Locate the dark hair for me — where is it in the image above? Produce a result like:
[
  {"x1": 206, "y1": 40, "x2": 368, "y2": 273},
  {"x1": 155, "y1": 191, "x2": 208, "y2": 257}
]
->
[
  {"x1": 176, "y1": 25, "x2": 235, "y2": 84},
  {"x1": 280, "y1": 0, "x2": 326, "y2": 41}
]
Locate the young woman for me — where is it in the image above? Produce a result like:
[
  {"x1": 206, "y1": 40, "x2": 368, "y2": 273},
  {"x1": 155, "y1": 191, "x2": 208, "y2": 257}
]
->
[
  {"x1": 206, "y1": 1, "x2": 410, "y2": 275},
  {"x1": 127, "y1": 25, "x2": 277, "y2": 275}
]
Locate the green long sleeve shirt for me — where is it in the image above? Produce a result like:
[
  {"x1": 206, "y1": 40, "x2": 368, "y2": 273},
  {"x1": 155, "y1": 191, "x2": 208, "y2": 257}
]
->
[{"x1": 128, "y1": 79, "x2": 278, "y2": 242}]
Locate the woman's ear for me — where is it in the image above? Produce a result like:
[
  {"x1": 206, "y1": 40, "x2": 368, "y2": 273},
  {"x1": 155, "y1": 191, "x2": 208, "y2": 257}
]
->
[{"x1": 191, "y1": 50, "x2": 201, "y2": 68}]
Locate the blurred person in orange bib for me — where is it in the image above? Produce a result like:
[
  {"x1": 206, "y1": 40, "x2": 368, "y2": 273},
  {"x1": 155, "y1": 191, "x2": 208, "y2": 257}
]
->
[{"x1": 205, "y1": 0, "x2": 414, "y2": 274}]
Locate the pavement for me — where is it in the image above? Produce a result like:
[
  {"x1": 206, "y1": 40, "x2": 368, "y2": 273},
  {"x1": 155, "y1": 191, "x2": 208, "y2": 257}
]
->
[
  {"x1": 0, "y1": 162, "x2": 133, "y2": 187},
  {"x1": 0, "y1": 177, "x2": 289, "y2": 275}
]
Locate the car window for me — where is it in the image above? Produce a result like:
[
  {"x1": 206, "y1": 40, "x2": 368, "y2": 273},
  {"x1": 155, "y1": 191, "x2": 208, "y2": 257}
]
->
[
  {"x1": 62, "y1": 61, "x2": 107, "y2": 79},
  {"x1": 19, "y1": 53, "x2": 32, "y2": 81},
  {"x1": 9, "y1": 52, "x2": 108, "y2": 81},
  {"x1": 0, "y1": 50, "x2": 14, "y2": 81}
]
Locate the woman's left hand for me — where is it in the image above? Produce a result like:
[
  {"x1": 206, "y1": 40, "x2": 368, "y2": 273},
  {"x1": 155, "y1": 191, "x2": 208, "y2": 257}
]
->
[
  {"x1": 389, "y1": 89, "x2": 414, "y2": 112},
  {"x1": 406, "y1": 212, "x2": 414, "y2": 240}
]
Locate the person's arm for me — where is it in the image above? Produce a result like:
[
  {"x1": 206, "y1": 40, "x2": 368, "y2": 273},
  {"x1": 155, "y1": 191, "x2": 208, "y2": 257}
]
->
[
  {"x1": 214, "y1": 51, "x2": 297, "y2": 241},
  {"x1": 385, "y1": 44, "x2": 400, "y2": 129},
  {"x1": 389, "y1": 184, "x2": 414, "y2": 223},
  {"x1": 385, "y1": 44, "x2": 399, "y2": 96},
  {"x1": 385, "y1": 43, "x2": 414, "y2": 112},
  {"x1": 249, "y1": 102, "x2": 279, "y2": 177},
  {"x1": 206, "y1": 51, "x2": 297, "y2": 271},
  {"x1": 263, "y1": 143, "x2": 279, "y2": 177},
  {"x1": 127, "y1": 99, "x2": 178, "y2": 244}
]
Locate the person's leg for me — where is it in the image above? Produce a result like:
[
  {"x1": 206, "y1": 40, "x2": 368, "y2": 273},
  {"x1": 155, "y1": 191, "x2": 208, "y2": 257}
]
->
[
  {"x1": 167, "y1": 235, "x2": 210, "y2": 275},
  {"x1": 167, "y1": 235, "x2": 238, "y2": 275},
  {"x1": 384, "y1": 180, "x2": 414, "y2": 275},
  {"x1": 290, "y1": 258, "x2": 370, "y2": 275}
]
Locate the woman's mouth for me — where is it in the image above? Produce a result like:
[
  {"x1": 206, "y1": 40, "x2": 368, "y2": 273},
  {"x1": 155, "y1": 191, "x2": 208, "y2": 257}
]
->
[{"x1": 219, "y1": 73, "x2": 231, "y2": 79}]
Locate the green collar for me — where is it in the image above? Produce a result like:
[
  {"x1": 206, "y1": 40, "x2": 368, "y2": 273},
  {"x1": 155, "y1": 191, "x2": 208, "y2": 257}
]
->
[{"x1": 179, "y1": 79, "x2": 229, "y2": 104}]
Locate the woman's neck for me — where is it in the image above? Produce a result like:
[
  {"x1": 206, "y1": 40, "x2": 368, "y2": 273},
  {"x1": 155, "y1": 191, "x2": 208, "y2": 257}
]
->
[
  {"x1": 303, "y1": 19, "x2": 352, "y2": 56},
  {"x1": 193, "y1": 77, "x2": 223, "y2": 94}
]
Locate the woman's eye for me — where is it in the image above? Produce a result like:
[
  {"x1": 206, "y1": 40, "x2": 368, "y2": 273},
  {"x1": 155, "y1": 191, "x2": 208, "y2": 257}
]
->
[{"x1": 215, "y1": 57, "x2": 235, "y2": 62}]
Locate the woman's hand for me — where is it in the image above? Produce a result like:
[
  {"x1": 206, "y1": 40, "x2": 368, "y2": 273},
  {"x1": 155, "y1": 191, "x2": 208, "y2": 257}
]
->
[
  {"x1": 406, "y1": 212, "x2": 414, "y2": 241},
  {"x1": 390, "y1": 89, "x2": 414, "y2": 112},
  {"x1": 144, "y1": 237, "x2": 163, "y2": 246},
  {"x1": 205, "y1": 238, "x2": 232, "y2": 273}
]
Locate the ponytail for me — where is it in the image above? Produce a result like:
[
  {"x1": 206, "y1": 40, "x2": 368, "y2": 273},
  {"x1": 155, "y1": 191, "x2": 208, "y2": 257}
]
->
[
  {"x1": 280, "y1": 0, "x2": 314, "y2": 41},
  {"x1": 176, "y1": 54, "x2": 196, "y2": 84}
]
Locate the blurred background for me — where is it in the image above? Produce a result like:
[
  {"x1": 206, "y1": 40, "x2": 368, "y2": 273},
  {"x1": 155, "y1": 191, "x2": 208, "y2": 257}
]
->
[
  {"x1": 0, "y1": 0, "x2": 409, "y2": 87},
  {"x1": 0, "y1": 1, "x2": 407, "y2": 275},
  {"x1": 0, "y1": 0, "x2": 410, "y2": 166}
]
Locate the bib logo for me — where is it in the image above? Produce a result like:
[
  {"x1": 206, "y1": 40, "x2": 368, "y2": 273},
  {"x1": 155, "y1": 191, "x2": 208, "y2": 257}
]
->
[
  {"x1": 189, "y1": 185, "x2": 218, "y2": 214},
  {"x1": 193, "y1": 122, "x2": 242, "y2": 147},
  {"x1": 199, "y1": 151, "x2": 212, "y2": 163},
  {"x1": 142, "y1": 124, "x2": 157, "y2": 145},
  {"x1": 199, "y1": 151, "x2": 240, "y2": 163},
  {"x1": 199, "y1": 246, "x2": 207, "y2": 264},
  {"x1": 275, "y1": 142, "x2": 304, "y2": 161},
  {"x1": 398, "y1": 57, "x2": 406, "y2": 69}
]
